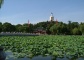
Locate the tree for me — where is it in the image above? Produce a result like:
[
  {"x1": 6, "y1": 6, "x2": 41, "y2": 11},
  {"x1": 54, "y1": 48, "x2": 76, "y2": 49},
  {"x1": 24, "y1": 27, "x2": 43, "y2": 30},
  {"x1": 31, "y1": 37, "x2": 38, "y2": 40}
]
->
[
  {"x1": 67, "y1": 21, "x2": 79, "y2": 35},
  {"x1": 0, "y1": 0, "x2": 4, "y2": 8},
  {"x1": 33, "y1": 21, "x2": 48, "y2": 30},
  {"x1": 22, "y1": 23, "x2": 34, "y2": 33},
  {"x1": 71, "y1": 22, "x2": 79, "y2": 29},
  {"x1": 67, "y1": 21, "x2": 72, "y2": 34},
  {"x1": 22, "y1": 23, "x2": 28, "y2": 32},
  {"x1": 50, "y1": 22, "x2": 68, "y2": 35},
  {"x1": 0, "y1": 22, "x2": 2, "y2": 32},
  {"x1": 72, "y1": 28, "x2": 82, "y2": 35},
  {"x1": 79, "y1": 23, "x2": 84, "y2": 35},
  {"x1": 0, "y1": 0, "x2": 3, "y2": 32},
  {"x1": 46, "y1": 21, "x2": 55, "y2": 34},
  {"x1": 2, "y1": 22, "x2": 13, "y2": 32},
  {"x1": 49, "y1": 24, "x2": 57, "y2": 35},
  {"x1": 10, "y1": 25, "x2": 16, "y2": 32},
  {"x1": 61, "y1": 23, "x2": 69, "y2": 35},
  {"x1": 15, "y1": 24, "x2": 23, "y2": 32},
  {"x1": 28, "y1": 23, "x2": 34, "y2": 33}
]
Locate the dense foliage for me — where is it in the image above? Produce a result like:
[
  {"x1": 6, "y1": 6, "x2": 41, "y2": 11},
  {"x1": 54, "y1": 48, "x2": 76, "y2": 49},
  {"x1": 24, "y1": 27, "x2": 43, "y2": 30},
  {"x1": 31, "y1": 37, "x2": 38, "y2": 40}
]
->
[
  {"x1": 0, "y1": 35, "x2": 84, "y2": 58},
  {"x1": 0, "y1": 21, "x2": 84, "y2": 35}
]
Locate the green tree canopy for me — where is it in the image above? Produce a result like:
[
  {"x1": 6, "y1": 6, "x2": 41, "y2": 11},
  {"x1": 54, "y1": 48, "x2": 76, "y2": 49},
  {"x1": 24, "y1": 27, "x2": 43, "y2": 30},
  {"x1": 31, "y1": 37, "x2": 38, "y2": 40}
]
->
[
  {"x1": 50, "y1": 22, "x2": 69, "y2": 35},
  {"x1": 72, "y1": 27, "x2": 82, "y2": 35},
  {"x1": 2, "y1": 22, "x2": 13, "y2": 32},
  {"x1": 15, "y1": 24, "x2": 23, "y2": 32},
  {"x1": 79, "y1": 23, "x2": 84, "y2": 35},
  {"x1": 0, "y1": 22, "x2": 2, "y2": 32}
]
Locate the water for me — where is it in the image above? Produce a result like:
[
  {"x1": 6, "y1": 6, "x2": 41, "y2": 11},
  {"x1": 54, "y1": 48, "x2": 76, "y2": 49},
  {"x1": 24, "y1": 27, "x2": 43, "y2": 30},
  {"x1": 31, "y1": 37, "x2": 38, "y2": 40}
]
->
[{"x1": 5, "y1": 51, "x2": 84, "y2": 60}]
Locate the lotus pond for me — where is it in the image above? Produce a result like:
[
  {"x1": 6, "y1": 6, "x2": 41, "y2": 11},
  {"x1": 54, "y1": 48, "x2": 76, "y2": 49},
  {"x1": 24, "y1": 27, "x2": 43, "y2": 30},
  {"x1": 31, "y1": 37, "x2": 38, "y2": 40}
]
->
[{"x1": 0, "y1": 35, "x2": 84, "y2": 60}]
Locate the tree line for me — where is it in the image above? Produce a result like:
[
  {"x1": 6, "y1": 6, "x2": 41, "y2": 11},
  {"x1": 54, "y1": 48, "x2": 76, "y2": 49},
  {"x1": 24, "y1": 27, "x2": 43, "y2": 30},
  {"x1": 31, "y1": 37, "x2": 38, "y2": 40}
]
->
[{"x1": 0, "y1": 21, "x2": 84, "y2": 35}]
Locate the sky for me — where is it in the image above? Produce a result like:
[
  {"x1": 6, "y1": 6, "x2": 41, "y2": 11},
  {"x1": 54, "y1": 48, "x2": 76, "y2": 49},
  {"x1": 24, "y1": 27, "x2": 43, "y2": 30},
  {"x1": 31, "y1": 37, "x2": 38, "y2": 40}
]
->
[{"x1": 0, "y1": 0, "x2": 84, "y2": 25}]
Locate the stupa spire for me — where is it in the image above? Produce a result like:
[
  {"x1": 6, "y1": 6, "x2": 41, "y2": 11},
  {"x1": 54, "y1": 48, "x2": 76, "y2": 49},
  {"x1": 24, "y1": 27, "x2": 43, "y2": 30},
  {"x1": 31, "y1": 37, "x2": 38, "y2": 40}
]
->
[{"x1": 50, "y1": 12, "x2": 54, "y2": 21}]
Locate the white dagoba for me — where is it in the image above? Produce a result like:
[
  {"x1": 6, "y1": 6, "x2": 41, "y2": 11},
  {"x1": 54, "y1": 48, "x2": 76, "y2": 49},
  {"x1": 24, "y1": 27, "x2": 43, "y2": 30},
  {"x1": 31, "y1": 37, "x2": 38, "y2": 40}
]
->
[{"x1": 50, "y1": 12, "x2": 54, "y2": 21}]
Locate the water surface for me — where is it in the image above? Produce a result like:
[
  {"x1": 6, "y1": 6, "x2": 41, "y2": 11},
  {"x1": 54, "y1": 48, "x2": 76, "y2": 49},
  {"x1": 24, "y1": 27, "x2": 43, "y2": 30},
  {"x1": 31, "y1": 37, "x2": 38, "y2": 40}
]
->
[{"x1": 5, "y1": 51, "x2": 84, "y2": 60}]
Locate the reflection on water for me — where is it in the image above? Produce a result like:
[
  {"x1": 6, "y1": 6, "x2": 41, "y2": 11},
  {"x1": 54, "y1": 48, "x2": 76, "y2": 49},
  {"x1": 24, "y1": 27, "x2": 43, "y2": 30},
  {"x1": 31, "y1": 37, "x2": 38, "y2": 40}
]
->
[
  {"x1": 5, "y1": 51, "x2": 84, "y2": 60},
  {"x1": 5, "y1": 51, "x2": 15, "y2": 60}
]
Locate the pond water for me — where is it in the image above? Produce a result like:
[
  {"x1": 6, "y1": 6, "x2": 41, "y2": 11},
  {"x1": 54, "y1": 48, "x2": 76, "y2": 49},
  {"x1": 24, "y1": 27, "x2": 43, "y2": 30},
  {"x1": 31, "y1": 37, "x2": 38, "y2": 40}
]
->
[{"x1": 5, "y1": 51, "x2": 84, "y2": 60}]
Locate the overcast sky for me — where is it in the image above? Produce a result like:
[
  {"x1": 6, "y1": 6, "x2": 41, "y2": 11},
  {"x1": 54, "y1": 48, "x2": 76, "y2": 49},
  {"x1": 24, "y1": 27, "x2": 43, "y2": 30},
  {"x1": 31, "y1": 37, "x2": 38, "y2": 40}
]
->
[{"x1": 0, "y1": 0, "x2": 84, "y2": 25}]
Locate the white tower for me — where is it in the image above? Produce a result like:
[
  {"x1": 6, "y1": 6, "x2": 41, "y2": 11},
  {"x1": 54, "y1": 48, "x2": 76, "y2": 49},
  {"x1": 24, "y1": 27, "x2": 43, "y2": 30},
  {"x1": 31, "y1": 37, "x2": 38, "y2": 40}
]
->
[{"x1": 50, "y1": 12, "x2": 54, "y2": 21}]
